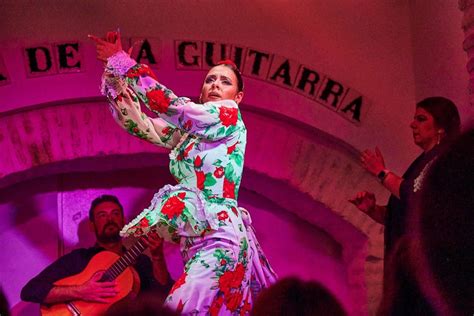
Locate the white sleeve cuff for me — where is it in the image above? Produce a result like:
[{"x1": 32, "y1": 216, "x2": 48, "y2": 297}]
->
[{"x1": 106, "y1": 51, "x2": 137, "y2": 76}]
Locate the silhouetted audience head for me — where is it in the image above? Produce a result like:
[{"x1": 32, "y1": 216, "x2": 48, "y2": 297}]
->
[
  {"x1": 252, "y1": 277, "x2": 347, "y2": 316},
  {"x1": 0, "y1": 287, "x2": 10, "y2": 316},
  {"x1": 412, "y1": 128, "x2": 474, "y2": 315}
]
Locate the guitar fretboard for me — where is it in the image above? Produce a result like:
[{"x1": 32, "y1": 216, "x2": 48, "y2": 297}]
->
[{"x1": 100, "y1": 239, "x2": 147, "y2": 282}]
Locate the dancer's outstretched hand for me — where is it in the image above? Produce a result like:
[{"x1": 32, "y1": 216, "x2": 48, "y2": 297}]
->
[{"x1": 88, "y1": 30, "x2": 123, "y2": 62}]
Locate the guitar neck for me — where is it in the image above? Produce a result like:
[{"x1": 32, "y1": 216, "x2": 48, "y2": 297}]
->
[{"x1": 100, "y1": 238, "x2": 147, "y2": 281}]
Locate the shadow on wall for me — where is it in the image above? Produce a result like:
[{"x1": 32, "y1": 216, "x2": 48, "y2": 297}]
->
[{"x1": 0, "y1": 177, "x2": 61, "y2": 262}]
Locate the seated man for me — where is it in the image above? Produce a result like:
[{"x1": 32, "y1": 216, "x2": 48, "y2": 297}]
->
[{"x1": 21, "y1": 194, "x2": 173, "y2": 310}]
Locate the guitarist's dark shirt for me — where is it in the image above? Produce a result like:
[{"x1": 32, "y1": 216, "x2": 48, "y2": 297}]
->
[{"x1": 20, "y1": 245, "x2": 173, "y2": 304}]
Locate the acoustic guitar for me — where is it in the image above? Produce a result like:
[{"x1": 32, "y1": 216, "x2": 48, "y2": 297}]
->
[{"x1": 40, "y1": 239, "x2": 147, "y2": 316}]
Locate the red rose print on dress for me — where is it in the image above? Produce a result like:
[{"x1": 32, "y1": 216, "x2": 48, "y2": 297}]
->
[
  {"x1": 146, "y1": 89, "x2": 170, "y2": 113},
  {"x1": 217, "y1": 211, "x2": 229, "y2": 221},
  {"x1": 170, "y1": 272, "x2": 187, "y2": 295},
  {"x1": 126, "y1": 65, "x2": 158, "y2": 80},
  {"x1": 184, "y1": 119, "x2": 193, "y2": 130},
  {"x1": 227, "y1": 142, "x2": 238, "y2": 154},
  {"x1": 214, "y1": 166, "x2": 224, "y2": 178},
  {"x1": 239, "y1": 294, "x2": 252, "y2": 316},
  {"x1": 177, "y1": 142, "x2": 194, "y2": 161},
  {"x1": 196, "y1": 170, "x2": 206, "y2": 190},
  {"x1": 176, "y1": 300, "x2": 185, "y2": 314},
  {"x1": 218, "y1": 270, "x2": 234, "y2": 296},
  {"x1": 219, "y1": 106, "x2": 238, "y2": 127},
  {"x1": 223, "y1": 177, "x2": 236, "y2": 199},
  {"x1": 139, "y1": 65, "x2": 158, "y2": 80},
  {"x1": 218, "y1": 263, "x2": 245, "y2": 296},
  {"x1": 139, "y1": 217, "x2": 149, "y2": 228},
  {"x1": 231, "y1": 207, "x2": 239, "y2": 217},
  {"x1": 126, "y1": 67, "x2": 140, "y2": 79},
  {"x1": 162, "y1": 126, "x2": 171, "y2": 135},
  {"x1": 232, "y1": 263, "x2": 245, "y2": 287},
  {"x1": 161, "y1": 196, "x2": 186, "y2": 219},
  {"x1": 225, "y1": 291, "x2": 243, "y2": 312},
  {"x1": 209, "y1": 295, "x2": 224, "y2": 316},
  {"x1": 194, "y1": 155, "x2": 203, "y2": 168}
]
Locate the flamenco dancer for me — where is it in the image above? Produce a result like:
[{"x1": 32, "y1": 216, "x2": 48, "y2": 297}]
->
[{"x1": 90, "y1": 31, "x2": 277, "y2": 315}]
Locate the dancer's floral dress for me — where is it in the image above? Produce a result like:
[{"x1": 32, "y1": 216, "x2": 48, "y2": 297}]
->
[{"x1": 101, "y1": 52, "x2": 277, "y2": 315}]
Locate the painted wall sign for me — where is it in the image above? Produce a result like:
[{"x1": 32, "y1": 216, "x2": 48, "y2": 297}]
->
[
  {"x1": 23, "y1": 42, "x2": 83, "y2": 77},
  {"x1": 175, "y1": 40, "x2": 368, "y2": 123},
  {"x1": 2, "y1": 37, "x2": 368, "y2": 123}
]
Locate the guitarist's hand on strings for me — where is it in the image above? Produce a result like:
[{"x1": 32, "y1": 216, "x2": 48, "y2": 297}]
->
[
  {"x1": 144, "y1": 231, "x2": 165, "y2": 261},
  {"x1": 76, "y1": 271, "x2": 119, "y2": 303},
  {"x1": 142, "y1": 232, "x2": 170, "y2": 285}
]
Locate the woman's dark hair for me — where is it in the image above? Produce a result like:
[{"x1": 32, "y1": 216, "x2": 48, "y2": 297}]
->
[
  {"x1": 416, "y1": 97, "x2": 461, "y2": 141},
  {"x1": 88, "y1": 194, "x2": 124, "y2": 220},
  {"x1": 217, "y1": 59, "x2": 244, "y2": 92}
]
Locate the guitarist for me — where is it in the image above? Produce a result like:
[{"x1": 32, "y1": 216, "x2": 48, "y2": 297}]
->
[{"x1": 20, "y1": 195, "x2": 173, "y2": 309}]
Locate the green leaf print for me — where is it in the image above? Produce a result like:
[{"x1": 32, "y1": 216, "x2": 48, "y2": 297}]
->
[
  {"x1": 167, "y1": 107, "x2": 179, "y2": 116},
  {"x1": 217, "y1": 126, "x2": 225, "y2": 136},
  {"x1": 231, "y1": 152, "x2": 243, "y2": 167},
  {"x1": 204, "y1": 173, "x2": 217, "y2": 187},
  {"x1": 124, "y1": 119, "x2": 148, "y2": 139},
  {"x1": 213, "y1": 249, "x2": 224, "y2": 259},
  {"x1": 201, "y1": 189, "x2": 214, "y2": 199},
  {"x1": 184, "y1": 161, "x2": 192, "y2": 172},
  {"x1": 208, "y1": 106, "x2": 217, "y2": 115},
  {"x1": 185, "y1": 252, "x2": 202, "y2": 271},
  {"x1": 200, "y1": 260, "x2": 210, "y2": 269},
  {"x1": 224, "y1": 163, "x2": 235, "y2": 181},
  {"x1": 226, "y1": 125, "x2": 237, "y2": 135}
]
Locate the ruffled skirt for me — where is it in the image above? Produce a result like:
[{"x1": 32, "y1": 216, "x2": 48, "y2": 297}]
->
[{"x1": 120, "y1": 184, "x2": 277, "y2": 315}]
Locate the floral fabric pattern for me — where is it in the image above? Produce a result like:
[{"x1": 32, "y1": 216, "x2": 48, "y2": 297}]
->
[{"x1": 101, "y1": 52, "x2": 277, "y2": 315}]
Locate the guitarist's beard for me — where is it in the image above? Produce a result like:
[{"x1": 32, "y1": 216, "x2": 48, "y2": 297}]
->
[{"x1": 97, "y1": 222, "x2": 122, "y2": 243}]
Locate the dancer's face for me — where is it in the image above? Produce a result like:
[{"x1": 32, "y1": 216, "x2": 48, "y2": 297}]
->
[
  {"x1": 200, "y1": 65, "x2": 243, "y2": 104},
  {"x1": 90, "y1": 201, "x2": 125, "y2": 243}
]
